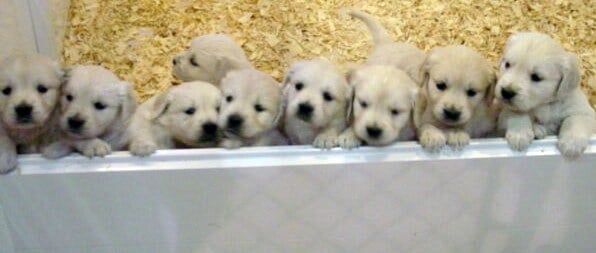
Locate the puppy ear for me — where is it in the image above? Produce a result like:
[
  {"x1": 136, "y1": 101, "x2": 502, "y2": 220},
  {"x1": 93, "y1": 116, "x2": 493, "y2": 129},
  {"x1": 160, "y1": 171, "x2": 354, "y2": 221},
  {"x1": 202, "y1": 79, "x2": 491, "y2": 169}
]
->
[
  {"x1": 556, "y1": 52, "x2": 580, "y2": 98},
  {"x1": 117, "y1": 81, "x2": 138, "y2": 121},
  {"x1": 273, "y1": 84, "x2": 286, "y2": 126},
  {"x1": 215, "y1": 56, "x2": 246, "y2": 84},
  {"x1": 345, "y1": 85, "x2": 355, "y2": 123},
  {"x1": 484, "y1": 69, "x2": 498, "y2": 106},
  {"x1": 60, "y1": 66, "x2": 72, "y2": 88},
  {"x1": 150, "y1": 90, "x2": 171, "y2": 120}
]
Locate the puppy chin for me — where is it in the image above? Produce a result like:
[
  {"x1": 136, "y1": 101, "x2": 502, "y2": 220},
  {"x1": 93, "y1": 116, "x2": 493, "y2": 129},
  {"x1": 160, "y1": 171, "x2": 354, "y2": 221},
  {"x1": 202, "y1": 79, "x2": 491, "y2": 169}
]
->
[
  {"x1": 5, "y1": 118, "x2": 41, "y2": 130},
  {"x1": 499, "y1": 98, "x2": 530, "y2": 113},
  {"x1": 64, "y1": 129, "x2": 92, "y2": 140}
]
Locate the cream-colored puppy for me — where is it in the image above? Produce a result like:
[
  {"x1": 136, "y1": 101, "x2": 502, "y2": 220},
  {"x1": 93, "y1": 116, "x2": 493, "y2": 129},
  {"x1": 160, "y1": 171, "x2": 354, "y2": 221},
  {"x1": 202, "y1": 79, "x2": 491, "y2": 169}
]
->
[
  {"x1": 42, "y1": 65, "x2": 137, "y2": 158},
  {"x1": 338, "y1": 11, "x2": 421, "y2": 148},
  {"x1": 415, "y1": 45, "x2": 498, "y2": 151},
  {"x1": 128, "y1": 81, "x2": 222, "y2": 156},
  {"x1": 283, "y1": 59, "x2": 352, "y2": 148},
  {"x1": 0, "y1": 53, "x2": 63, "y2": 173},
  {"x1": 496, "y1": 32, "x2": 595, "y2": 158},
  {"x1": 218, "y1": 69, "x2": 288, "y2": 148},
  {"x1": 172, "y1": 34, "x2": 252, "y2": 85}
]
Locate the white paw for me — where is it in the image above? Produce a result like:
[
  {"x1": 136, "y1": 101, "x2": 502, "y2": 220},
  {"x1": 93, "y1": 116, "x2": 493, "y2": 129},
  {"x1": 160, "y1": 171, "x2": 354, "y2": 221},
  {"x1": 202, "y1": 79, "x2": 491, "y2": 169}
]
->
[
  {"x1": 82, "y1": 139, "x2": 112, "y2": 158},
  {"x1": 558, "y1": 135, "x2": 588, "y2": 160},
  {"x1": 505, "y1": 128, "x2": 534, "y2": 151},
  {"x1": 42, "y1": 141, "x2": 72, "y2": 159},
  {"x1": 533, "y1": 124, "x2": 548, "y2": 139},
  {"x1": 130, "y1": 141, "x2": 157, "y2": 157},
  {"x1": 447, "y1": 131, "x2": 470, "y2": 150},
  {"x1": 0, "y1": 149, "x2": 18, "y2": 174},
  {"x1": 338, "y1": 132, "x2": 361, "y2": 150},
  {"x1": 419, "y1": 130, "x2": 446, "y2": 152},
  {"x1": 313, "y1": 133, "x2": 339, "y2": 149},
  {"x1": 222, "y1": 139, "x2": 243, "y2": 149}
]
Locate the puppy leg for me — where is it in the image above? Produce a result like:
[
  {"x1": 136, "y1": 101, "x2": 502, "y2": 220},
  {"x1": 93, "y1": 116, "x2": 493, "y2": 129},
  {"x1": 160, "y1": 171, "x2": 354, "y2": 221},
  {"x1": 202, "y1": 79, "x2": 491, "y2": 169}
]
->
[
  {"x1": 533, "y1": 123, "x2": 549, "y2": 140},
  {"x1": 0, "y1": 134, "x2": 17, "y2": 174},
  {"x1": 557, "y1": 115, "x2": 595, "y2": 159},
  {"x1": 418, "y1": 124, "x2": 446, "y2": 152},
  {"x1": 446, "y1": 130, "x2": 470, "y2": 150},
  {"x1": 221, "y1": 138, "x2": 243, "y2": 149},
  {"x1": 338, "y1": 127, "x2": 362, "y2": 149},
  {"x1": 42, "y1": 141, "x2": 74, "y2": 159},
  {"x1": 501, "y1": 109, "x2": 534, "y2": 151},
  {"x1": 313, "y1": 128, "x2": 340, "y2": 149},
  {"x1": 72, "y1": 138, "x2": 112, "y2": 158}
]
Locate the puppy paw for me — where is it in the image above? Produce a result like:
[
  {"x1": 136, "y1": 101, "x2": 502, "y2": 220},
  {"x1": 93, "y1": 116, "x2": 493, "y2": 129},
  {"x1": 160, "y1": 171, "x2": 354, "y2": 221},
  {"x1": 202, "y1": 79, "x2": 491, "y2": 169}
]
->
[
  {"x1": 505, "y1": 128, "x2": 534, "y2": 151},
  {"x1": 338, "y1": 132, "x2": 361, "y2": 150},
  {"x1": 222, "y1": 139, "x2": 243, "y2": 149},
  {"x1": 82, "y1": 139, "x2": 112, "y2": 158},
  {"x1": 42, "y1": 142, "x2": 72, "y2": 159},
  {"x1": 447, "y1": 131, "x2": 470, "y2": 150},
  {"x1": 313, "y1": 133, "x2": 339, "y2": 149},
  {"x1": 558, "y1": 135, "x2": 589, "y2": 160},
  {"x1": 130, "y1": 141, "x2": 157, "y2": 157},
  {"x1": 0, "y1": 150, "x2": 18, "y2": 174},
  {"x1": 419, "y1": 129, "x2": 446, "y2": 152},
  {"x1": 533, "y1": 124, "x2": 548, "y2": 139}
]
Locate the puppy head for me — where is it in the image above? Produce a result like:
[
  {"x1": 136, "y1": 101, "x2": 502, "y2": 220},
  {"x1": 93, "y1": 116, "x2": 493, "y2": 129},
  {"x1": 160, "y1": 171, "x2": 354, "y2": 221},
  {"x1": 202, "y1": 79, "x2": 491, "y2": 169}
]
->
[
  {"x1": 59, "y1": 65, "x2": 137, "y2": 139},
  {"x1": 350, "y1": 65, "x2": 418, "y2": 146},
  {"x1": 495, "y1": 32, "x2": 579, "y2": 112},
  {"x1": 172, "y1": 34, "x2": 249, "y2": 84},
  {"x1": 283, "y1": 59, "x2": 351, "y2": 128},
  {"x1": 218, "y1": 69, "x2": 282, "y2": 139},
  {"x1": 0, "y1": 54, "x2": 64, "y2": 130},
  {"x1": 151, "y1": 81, "x2": 222, "y2": 146},
  {"x1": 420, "y1": 45, "x2": 496, "y2": 127}
]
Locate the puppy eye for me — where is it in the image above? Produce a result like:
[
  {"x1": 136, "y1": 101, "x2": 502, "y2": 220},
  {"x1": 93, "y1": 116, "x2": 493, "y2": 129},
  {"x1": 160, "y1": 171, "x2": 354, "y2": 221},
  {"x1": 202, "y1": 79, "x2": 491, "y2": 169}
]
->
[
  {"x1": 254, "y1": 104, "x2": 265, "y2": 112},
  {"x1": 94, "y1": 102, "x2": 107, "y2": 110},
  {"x1": 466, "y1": 89, "x2": 477, "y2": 97},
  {"x1": 216, "y1": 106, "x2": 220, "y2": 113},
  {"x1": 190, "y1": 56, "x2": 199, "y2": 67},
  {"x1": 185, "y1": 107, "x2": 196, "y2": 115},
  {"x1": 504, "y1": 61, "x2": 511, "y2": 69},
  {"x1": 390, "y1": 109, "x2": 400, "y2": 116},
  {"x1": 323, "y1": 91, "x2": 334, "y2": 102},
  {"x1": 1, "y1": 87, "x2": 11, "y2": 96},
  {"x1": 295, "y1": 82, "x2": 304, "y2": 91},
  {"x1": 226, "y1": 95, "x2": 233, "y2": 102},
  {"x1": 530, "y1": 73, "x2": 542, "y2": 82},
  {"x1": 359, "y1": 100, "x2": 368, "y2": 108},
  {"x1": 37, "y1": 84, "x2": 48, "y2": 94},
  {"x1": 66, "y1": 94, "x2": 73, "y2": 102},
  {"x1": 436, "y1": 82, "x2": 447, "y2": 91}
]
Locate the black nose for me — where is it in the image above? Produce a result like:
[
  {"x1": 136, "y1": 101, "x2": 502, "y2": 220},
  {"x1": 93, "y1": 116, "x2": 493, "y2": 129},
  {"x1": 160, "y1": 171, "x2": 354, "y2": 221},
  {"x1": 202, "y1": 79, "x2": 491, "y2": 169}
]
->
[
  {"x1": 202, "y1": 122, "x2": 218, "y2": 135},
  {"x1": 298, "y1": 102, "x2": 313, "y2": 116},
  {"x1": 366, "y1": 126, "x2": 383, "y2": 139},
  {"x1": 172, "y1": 58, "x2": 178, "y2": 65},
  {"x1": 15, "y1": 104, "x2": 33, "y2": 118},
  {"x1": 67, "y1": 117, "x2": 85, "y2": 130},
  {"x1": 443, "y1": 108, "x2": 461, "y2": 121},
  {"x1": 227, "y1": 114, "x2": 244, "y2": 129},
  {"x1": 501, "y1": 87, "x2": 517, "y2": 100}
]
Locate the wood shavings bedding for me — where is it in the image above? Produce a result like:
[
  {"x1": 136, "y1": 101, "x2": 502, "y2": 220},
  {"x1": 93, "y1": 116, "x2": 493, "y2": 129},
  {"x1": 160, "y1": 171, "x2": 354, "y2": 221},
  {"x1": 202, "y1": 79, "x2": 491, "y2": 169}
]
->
[{"x1": 61, "y1": 0, "x2": 595, "y2": 106}]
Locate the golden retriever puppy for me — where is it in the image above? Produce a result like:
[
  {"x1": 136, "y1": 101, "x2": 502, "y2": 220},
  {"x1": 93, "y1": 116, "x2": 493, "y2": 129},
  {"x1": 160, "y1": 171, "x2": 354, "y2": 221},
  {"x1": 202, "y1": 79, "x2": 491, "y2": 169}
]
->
[
  {"x1": 414, "y1": 45, "x2": 499, "y2": 151},
  {"x1": 0, "y1": 53, "x2": 63, "y2": 173},
  {"x1": 42, "y1": 65, "x2": 137, "y2": 158},
  {"x1": 496, "y1": 32, "x2": 595, "y2": 158},
  {"x1": 172, "y1": 34, "x2": 252, "y2": 85},
  {"x1": 128, "y1": 81, "x2": 221, "y2": 156},
  {"x1": 218, "y1": 69, "x2": 288, "y2": 148},
  {"x1": 283, "y1": 59, "x2": 352, "y2": 148}
]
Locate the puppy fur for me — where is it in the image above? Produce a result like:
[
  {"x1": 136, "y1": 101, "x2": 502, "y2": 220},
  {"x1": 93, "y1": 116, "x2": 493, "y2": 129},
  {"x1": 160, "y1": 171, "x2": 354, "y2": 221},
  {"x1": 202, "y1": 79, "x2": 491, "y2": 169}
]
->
[
  {"x1": 128, "y1": 81, "x2": 222, "y2": 156},
  {"x1": 283, "y1": 58, "x2": 352, "y2": 148},
  {"x1": 414, "y1": 45, "x2": 499, "y2": 151},
  {"x1": 42, "y1": 65, "x2": 137, "y2": 158},
  {"x1": 172, "y1": 34, "x2": 252, "y2": 85},
  {"x1": 218, "y1": 69, "x2": 288, "y2": 148},
  {"x1": 338, "y1": 11, "x2": 421, "y2": 148},
  {"x1": 496, "y1": 32, "x2": 595, "y2": 158},
  {"x1": 0, "y1": 53, "x2": 64, "y2": 173}
]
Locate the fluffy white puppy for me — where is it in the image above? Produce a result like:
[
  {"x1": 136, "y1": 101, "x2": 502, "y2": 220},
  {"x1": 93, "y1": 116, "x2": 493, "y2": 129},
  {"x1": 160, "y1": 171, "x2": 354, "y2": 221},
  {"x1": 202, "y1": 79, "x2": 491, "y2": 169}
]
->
[
  {"x1": 415, "y1": 45, "x2": 499, "y2": 151},
  {"x1": 0, "y1": 53, "x2": 63, "y2": 173},
  {"x1": 218, "y1": 69, "x2": 288, "y2": 148},
  {"x1": 283, "y1": 59, "x2": 352, "y2": 148},
  {"x1": 496, "y1": 32, "x2": 595, "y2": 158},
  {"x1": 172, "y1": 34, "x2": 252, "y2": 85},
  {"x1": 128, "y1": 81, "x2": 222, "y2": 156},
  {"x1": 42, "y1": 65, "x2": 137, "y2": 158}
]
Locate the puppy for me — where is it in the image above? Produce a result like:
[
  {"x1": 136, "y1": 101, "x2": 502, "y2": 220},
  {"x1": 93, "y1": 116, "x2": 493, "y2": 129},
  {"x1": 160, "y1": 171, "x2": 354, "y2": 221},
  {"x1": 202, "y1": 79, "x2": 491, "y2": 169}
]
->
[
  {"x1": 283, "y1": 59, "x2": 352, "y2": 148},
  {"x1": 0, "y1": 53, "x2": 64, "y2": 173},
  {"x1": 42, "y1": 65, "x2": 137, "y2": 158},
  {"x1": 128, "y1": 81, "x2": 222, "y2": 156},
  {"x1": 496, "y1": 32, "x2": 595, "y2": 158},
  {"x1": 218, "y1": 69, "x2": 288, "y2": 148},
  {"x1": 414, "y1": 45, "x2": 499, "y2": 151},
  {"x1": 172, "y1": 34, "x2": 252, "y2": 85}
]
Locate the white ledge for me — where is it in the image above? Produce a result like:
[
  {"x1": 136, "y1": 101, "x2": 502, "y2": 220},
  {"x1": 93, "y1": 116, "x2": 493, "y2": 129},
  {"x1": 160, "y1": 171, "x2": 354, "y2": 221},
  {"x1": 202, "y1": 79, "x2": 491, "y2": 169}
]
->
[{"x1": 15, "y1": 136, "x2": 596, "y2": 175}]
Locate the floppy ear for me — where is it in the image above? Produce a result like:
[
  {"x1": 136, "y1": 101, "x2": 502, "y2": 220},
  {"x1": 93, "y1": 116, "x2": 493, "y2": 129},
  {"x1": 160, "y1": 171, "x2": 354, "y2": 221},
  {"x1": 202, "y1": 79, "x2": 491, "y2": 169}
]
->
[
  {"x1": 149, "y1": 90, "x2": 171, "y2": 120},
  {"x1": 556, "y1": 52, "x2": 580, "y2": 98},
  {"x1": 214, "y1": 55, "x2": 247, "y2": 85},
  {"x1": 272, "y1": 84, "x2": 286, "y2": 127},
  {"x1": 345, "y1": 85, "x2": 355, "y2": 123},
  {"x1": 117, "y1": 81, "x2": 138, "y2": 121},
  {"x1": 413, "y1": 53, "x2": 433, "y2": 128},
  {"x1": 484, "y1": 69, "x2": 498, "y2": 106},
  {"x1": 60, "y1": 66, "x2": 73, "y2": 87}
]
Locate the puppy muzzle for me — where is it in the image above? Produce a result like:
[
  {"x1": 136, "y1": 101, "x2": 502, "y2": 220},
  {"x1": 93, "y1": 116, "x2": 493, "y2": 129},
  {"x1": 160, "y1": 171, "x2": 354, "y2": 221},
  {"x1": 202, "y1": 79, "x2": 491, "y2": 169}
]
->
[{"x1": 296, "y1": 102, "x2": 314, "y2": 122}]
